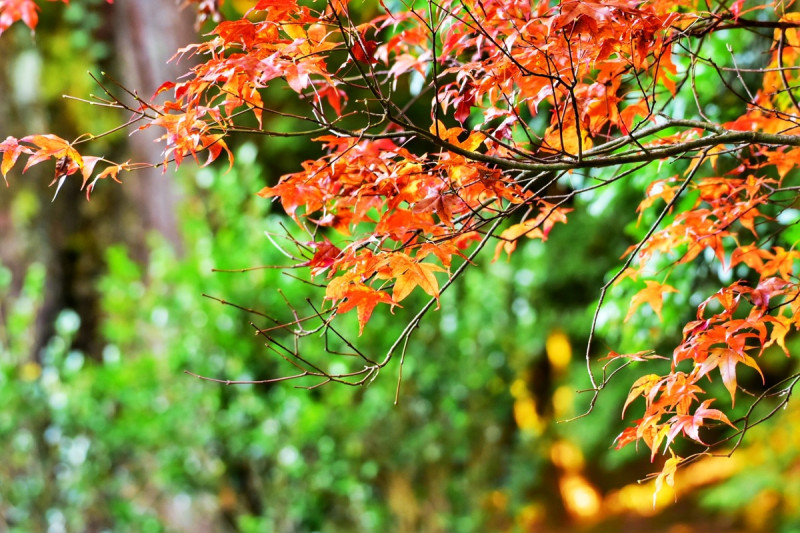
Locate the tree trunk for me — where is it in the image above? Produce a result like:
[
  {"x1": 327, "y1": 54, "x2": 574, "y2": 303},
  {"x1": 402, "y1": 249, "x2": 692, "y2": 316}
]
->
[{"x1": 112, "y1": 0, "x2": 197, "y2": 257}]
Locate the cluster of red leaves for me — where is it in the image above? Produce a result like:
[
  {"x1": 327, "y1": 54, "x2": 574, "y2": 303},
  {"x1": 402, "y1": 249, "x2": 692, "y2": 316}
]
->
[
  {"x1": 430, "y1": 0, "x2": 679, "y2": 150},
  {"x1": 245, "y1": 0, "x2": 683, "y2": 330},
  {"x1": 615, "y1": 275, "x2": 798, "y2": 445},
  {"x1": 612, "y1": 12, "x2": 800, "y2": 484},
  {"x1": 258, "y1": 127, "x2": 535, "y2": 330},
  {"x1": 0, "y1": 0, "x2": 689, "y2": 313}
]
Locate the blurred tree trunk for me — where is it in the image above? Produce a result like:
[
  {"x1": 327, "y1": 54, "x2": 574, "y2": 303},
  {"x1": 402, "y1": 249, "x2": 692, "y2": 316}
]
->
[
  {"x1": 0, "y1": 2, "x2": 195, "y2": 361},
  {"x1": 113, "y1": 0, "x2": 196, "y2": 258}
]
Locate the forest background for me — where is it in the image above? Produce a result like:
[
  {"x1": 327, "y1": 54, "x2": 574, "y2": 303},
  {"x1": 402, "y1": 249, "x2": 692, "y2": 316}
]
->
[{"x1": 1, "y1": 0, "x2": 800, "y2": 532}]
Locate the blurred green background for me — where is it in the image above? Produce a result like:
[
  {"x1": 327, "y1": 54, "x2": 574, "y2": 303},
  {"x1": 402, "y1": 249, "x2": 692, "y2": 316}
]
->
[{"x1": 1, "y1": 1, "x2": 800, "y2": 532}]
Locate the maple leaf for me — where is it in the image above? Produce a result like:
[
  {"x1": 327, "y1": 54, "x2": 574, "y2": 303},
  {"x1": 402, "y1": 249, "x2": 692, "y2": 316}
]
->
[
  {"x1": 730, "y1": 244, "x2": 769, "y2": 272},
  {"x1": 750, "y1": 277, "x2": 791, "y2": 309},
  {"x1": 336, "y1": 285, "x2": 395, "y2": 334},
  {"x1": 612, "y1": 267, "x2": 639, "y2": 286},
  {"x1": 0, "y1": 136, "x2": 30, "y2": 184},
  {"x1": 494, "y1": 205, "x2": 571, "y2": 260},
  {"x1": 325, "y1": 273, "x2": 395, "y2": 334},
  {"x1": 429, "y1": 121, "x2": 486, "y2": 151},
  {"x1": 212, "y1": 19, "x2": 257, "y2": 48},
  {"x1": 693, "y1": 348, "x2": 764, "y2": 407},
  {"x1": 637, "y1": 178, "x2": 679, "y2": 223},
  {"x1": 392, "y1": 260, "x2": 444, "y2": 303},
  {"x1": 761, "y1": 247, "x2": 800, "y2": 281},
  {"x1": 351, "y1": 35, "x2": 378, "y2": 64},
  {"x1": 638, "y1": 415, "x2": 671, "y2": 460},
  {"x1": 373, "y1": 253, "x2": 445, "y2": 303},
  {"x1": 252, "y1": 0, "x2": 299, "y2": 20},
  {"x1": 620, "y1": 99, "x2": 653, "y2": 133},
  {"x1": 614, "y1": 424, "x2": 640, "y2": 450},
  {"x1": 662, "y1": 373, "x2": 705, "y2": 416},
  {"x1": 495, "y1": 220, "x2": 544, "y2": 260},
  {"x1": 622, "y1": 373, "x2": 662, "y2": 418},
  {"x1": 453, "y1": 85, "x2": 476, "y2": 124},
  {"x1": 79, "y1": 156, "x2": 102, "y2": 190},
  {"x1": 416, "y1": 241, "x2": 466, "y2": 268},
  {"x1": 769, "y1": 147, "x2": 800, "y2": 179},
  {"x1": 653, "y1": 452, "x2": 680, "y2": 507},
  {"x1": 697, "y1": 282, "x2": 750, "y2": 320},
  {"x1": 85, "y1": 161, "x2": 131, "y2": 200},
  {"x1": 625, "y1": 281, "x2": 679, "y2": 322},
  {"x1": 665, "y1": 400, "x2": 736, "y2": 447},
  {"x1": 764, "y1": 314, "x2": 793, "y2": 357},
  {"x1": 302, "y1": 239, "x2": 342, "y2": 277},
  {"x1": 0, "y1": 0, "x2": 39, "y2": 34},
  {"x1": 201, "y1": 134, "x2": 233, "y2": 170},
  {"x1": 542, "y1": 124, "x2": 593, "y2": 156},
  {"x1": 730, "y1": 0, "x2": 745, "y2": 19},
  {"x1": 657, "y1": 49, "x2": 678, "y2": 97},
  {"x1": 49, "y1": 155, "x2": 80, "y2": 201},
  {"x1": 20, "y1": 133, "x2": 82, "y2": 172}
]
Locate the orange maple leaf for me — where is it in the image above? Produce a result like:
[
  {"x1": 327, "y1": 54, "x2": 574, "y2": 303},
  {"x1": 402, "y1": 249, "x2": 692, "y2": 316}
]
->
[
  {"x1": 0, "y1": 0, "x2": 39, "y2": 34},
  {"x1": 20, "y1": 134, "x2": 82, "y2": 172},
  {"x1": 761, "y1": 247, "x2": 800, "y2": 281},
  {"x1": 375, "y1": 253, "x2": 445, "y2": 303},
  {"x1": 0, "y1": 136, "x2": 30, "y2": 183},
  {"x1": 325, "y1": 273, "x2": 395, "y2": 334},
  {"x1": 494, "y1": 204, "x2": 571, "y2": 260},
  {"x1": 625, "y1": 280, "x2": 679, "y2": 322},
  {"x1": 693, "y1": 348, "x2": 764, "y2": 407},
  {"x1": 392, "y1": 260, "x2": 444, "y2": 302}
]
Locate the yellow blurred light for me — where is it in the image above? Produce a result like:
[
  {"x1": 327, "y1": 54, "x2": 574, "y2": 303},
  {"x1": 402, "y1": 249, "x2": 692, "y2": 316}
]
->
[
  {"x1": 516, "y1": 503, "x2": 544, "y2": 531},
  {"x1": 20, "y1": 362, "x2": 41, "y2": 382},
  {"x1": 606, "y1": 454, "x2": 744, "y2": 517},
  {"x1": 744, "y1": 489, "x2": 779, "y2": 531},
  {"x1": 488, "y1": 490, "x2": 508, "y2": 511},
  {"x1": 513, "y1": 397, "x2": 542, "y2": 433},
  {"x1": 546, "y1": 330, "x2": 572, "y2": 373},
  {"x1": 510, "y1": 378, "x2": 529, "y2": 399},
  {"x1": 552, "y1": 385, "x2": 574, "y2": 419},
  {"x1": 559, "y1": 473, "x2": 601, "y2": 520},
  {"x1": 681, "y1": 453, "x2": 743, "y2": 487},
  {"x1": 605, "y1": 483, "x2": 662, "y2": 517},
  {"x1": 769, "y1": 426, "x2": 791, "y2": 454},
  {"x1": 550, "y1": 440, "x2": 585, "y2": 472}
]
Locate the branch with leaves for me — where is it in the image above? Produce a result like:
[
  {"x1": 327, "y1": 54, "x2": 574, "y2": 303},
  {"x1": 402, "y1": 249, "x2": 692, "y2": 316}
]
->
[{"x1": 3, "y1": 0, "x2": 800, "y2": 496}]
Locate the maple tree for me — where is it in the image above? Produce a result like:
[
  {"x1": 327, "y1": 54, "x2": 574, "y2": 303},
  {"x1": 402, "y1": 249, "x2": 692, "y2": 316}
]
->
[{"x1": 2, "y1": 0, "x2": 800, "y2": 493}]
